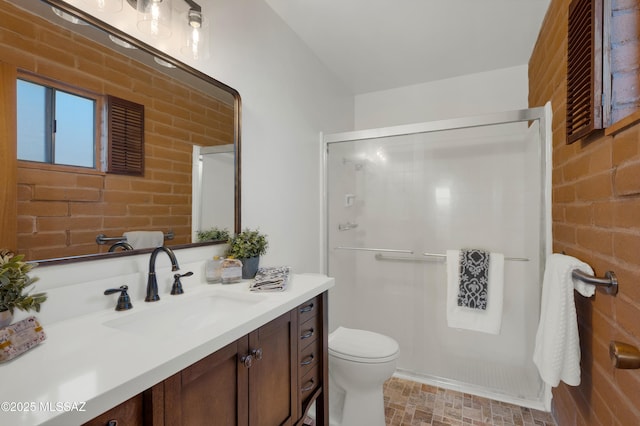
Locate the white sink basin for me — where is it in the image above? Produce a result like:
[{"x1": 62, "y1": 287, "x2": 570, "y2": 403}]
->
[{"x1": 103, "y1": 290, "x2": 264, "y2": 336}]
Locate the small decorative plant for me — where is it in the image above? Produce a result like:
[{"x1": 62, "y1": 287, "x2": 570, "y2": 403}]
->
[
  {"x1": 226, "y1": 229, "x2": 268, "y2": 259},
  {"x1": 0, "y1": 249, "x2": 46, "y2": 314},
  {"x1": 197, "y1": 227, "x2": 231, "y2": 243}
]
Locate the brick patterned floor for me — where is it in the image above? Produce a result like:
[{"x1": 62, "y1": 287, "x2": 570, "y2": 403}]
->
[{"x1": 384, "y1": 377, "x2": 557, "y2": 426}]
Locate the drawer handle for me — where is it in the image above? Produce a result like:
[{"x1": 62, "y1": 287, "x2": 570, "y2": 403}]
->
[
  {"x1": 300, "y1": 328, "x2": 314, "y2": 340},
  {"x1": 300, "y1": 354, "x2": 314, "y2": 366},
  {"x1": 301, "y1": 378, "x2": 315, "y2": 392},
  {"x1": 300, "y1": 303, "x2": 314, "y2": 313}
]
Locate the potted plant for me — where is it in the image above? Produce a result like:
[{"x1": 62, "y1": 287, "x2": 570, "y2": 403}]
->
[
  {"x1": 0, "y1": 249, "x2": 46, "y2": 327},
  {"x1": 225, "y1": 229, "x2": 268, "y2": 279},
  {"x1": 197, "y1": 227, "x2": 231, "y2": 243}
]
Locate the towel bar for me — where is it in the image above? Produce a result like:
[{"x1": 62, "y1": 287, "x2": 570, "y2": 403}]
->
[
  {"x1": 96, "y1": 230, "x2": 175, "y2": 245},
  {"x1": 334, "y1": 247, "x2": 414, "y2": 254},
  {"x1": 571, "y1": 269, "x2": 618, "y2": 295},
  {"x1": 422, "y1": 252, "x2": 530, "y2": 262},
  {"x1": 375, "y1": 253, "x2": 431, "y2": 262}
]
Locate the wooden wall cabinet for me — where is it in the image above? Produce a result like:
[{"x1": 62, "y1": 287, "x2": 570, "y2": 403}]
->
[{"x1": 83, "y1": 293, "x2": 328, "y2": 426}]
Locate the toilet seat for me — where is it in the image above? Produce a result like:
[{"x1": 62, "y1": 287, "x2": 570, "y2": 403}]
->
[{"x1": 329, "y1": 326, "x2": 399, "y2": 363}]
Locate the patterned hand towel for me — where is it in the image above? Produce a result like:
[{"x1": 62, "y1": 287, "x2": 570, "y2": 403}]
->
[
  {"x1": 446, "y1": 249, "x2": 505, "y2": 334},
  {"x1": 458, "y1": 249, "x2": 490, "y2": 310}
]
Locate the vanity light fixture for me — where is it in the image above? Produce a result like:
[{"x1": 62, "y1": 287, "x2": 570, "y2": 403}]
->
[
  {"x1": 123, "y1": 0, "x2": 207, "y2": 59},
  {"x1": 82, "y1": 0, "x2": 123, "y2": 13},
  {"x1": 108, "y1": 35, "x2": 137, "y2": 49},
  {"x1": 153, "y1": 56, "x2": 177, "y2": 68},
  {"x1": 51, "y1": 7, "x2": 88, "y2": 25},
  {"x1": 180, "y1": 0, "x2": 208, "y2": 60},
  {"x1": 135, "y1": 0, "x2": 173, "y2": 38}
]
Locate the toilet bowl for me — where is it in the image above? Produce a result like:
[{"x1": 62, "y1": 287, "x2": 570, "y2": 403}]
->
[{"x1": 327, "y1": 326, "x2": 399, "y2": 426}]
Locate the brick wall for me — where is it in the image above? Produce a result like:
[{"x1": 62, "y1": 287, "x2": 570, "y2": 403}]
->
[
  {"x1": 0, "y1": 2, "x2": 235, "y2": 260},
  {"x1": 529, "y1": 0, "x2": 640, "y2": 424}
]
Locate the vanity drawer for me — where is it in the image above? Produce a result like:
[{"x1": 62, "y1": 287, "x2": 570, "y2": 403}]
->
[
  {"x1": 299, "y1": 364, "x2": 320, "y2": 404},
  {"x1": 298, "y1": 313, "x2": 320, "y2": 349},
  {"x1": 298, "y1": 335, "x2": 320, "y2": 377},
  {"x1": 298, "y1": 294, "x2": 321, "y2": 324}
]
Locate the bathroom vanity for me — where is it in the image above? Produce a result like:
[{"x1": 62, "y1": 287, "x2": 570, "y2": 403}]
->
[
  {"x1": 84, "y1": 293, "x2": 327, "y2": 426},
  {"x1": 0, "y1": 249, "x2": 333, "y2": 426}
]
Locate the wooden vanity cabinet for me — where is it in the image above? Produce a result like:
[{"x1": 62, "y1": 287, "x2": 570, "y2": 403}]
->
[
  {"x1": 296, "y1": 293, "x2": 328, "y2": 425},
  {"x1": 81, "y1": 393, "x2": 146, "y2": 426},
  {"x1": 83, "y1": 292, "x2": 328, "y2": 426},
  {"x1": 162, "y1": 310, "x2": 297, "y2": 426}
]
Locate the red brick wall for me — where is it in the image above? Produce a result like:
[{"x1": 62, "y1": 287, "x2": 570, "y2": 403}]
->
[
  {"x1": 0, "y1": 2, "x2": 234, "y2": 260},
  {"x1": 529, "y1": 0, "x2": 640, "y2": 424}
]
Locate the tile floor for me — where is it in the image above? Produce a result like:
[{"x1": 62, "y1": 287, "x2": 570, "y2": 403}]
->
[{"x1": 383, "y1": 377, "x2": 557, "y2": 426}]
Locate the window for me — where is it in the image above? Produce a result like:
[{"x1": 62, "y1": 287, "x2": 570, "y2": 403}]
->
[
  {"x1": 566, "y1": 0, "x2": 640, "y2": 141},
  {"x1": 17, "y1": 78, "x2": 98, "y2": 168}
]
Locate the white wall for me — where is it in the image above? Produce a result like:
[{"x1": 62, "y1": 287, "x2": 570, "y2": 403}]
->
[
  {"x1": 207, "y1": 0, "x2": 354, "y2": 273},
  {"x1": 66, "y1": 0, "x2": 355, "y2": 273},
  {"x1": 354, "y1": 65, "x2": 529, "y2": 129}
]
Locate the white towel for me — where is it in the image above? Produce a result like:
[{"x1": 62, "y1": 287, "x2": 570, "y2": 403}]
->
[
  {"x1": 446, "y1": 249, "x2": 505, "y2": 334},
  {"x1": 533, "y1": 253, "x2": 595, "y2": 387},
  {"x1": 123, "y1": 231, "x2": 165, "y2": 249}
]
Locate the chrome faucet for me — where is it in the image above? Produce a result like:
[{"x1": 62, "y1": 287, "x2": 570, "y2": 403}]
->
[{"x1": 146, "y1": 246, "x2": 180, "y2": 302}]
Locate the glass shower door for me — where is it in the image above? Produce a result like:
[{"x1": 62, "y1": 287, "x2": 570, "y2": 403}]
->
[{"x1": 325, "y1": 109, "x2": 550, "y2": 408}]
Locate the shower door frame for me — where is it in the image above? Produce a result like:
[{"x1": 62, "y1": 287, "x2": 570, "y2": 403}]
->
[{"x1": 320, "y1": 103, "x2": 553, "y2": 410}]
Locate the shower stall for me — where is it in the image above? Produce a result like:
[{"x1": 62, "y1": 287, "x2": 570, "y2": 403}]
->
[{"x1": 323, "y1": 105, "x2": 552, "y2": 410}]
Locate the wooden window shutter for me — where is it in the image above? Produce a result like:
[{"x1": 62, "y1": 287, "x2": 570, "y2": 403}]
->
[
  {"x1": 566, "y1": 0, "x2": 604, "y2": 143},
  {"x1": 107, "y1": 95, "x2": 144, "y2": 175}
]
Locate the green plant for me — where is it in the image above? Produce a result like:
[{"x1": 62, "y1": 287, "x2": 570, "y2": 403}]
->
[
  {"x1": 225, "y1": 229, "x2": 268, "y2": 259},
  {"x1": 196, "y1": 227, "x2": 231, "y2": 243},
  {"x1": 0, "y1": 249, "x2": 46, "y2": 314}
]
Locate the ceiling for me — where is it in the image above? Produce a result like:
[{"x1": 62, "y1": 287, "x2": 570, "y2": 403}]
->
[{"x1": 264, "y1": 0, "x2": 551, "y2": 95}]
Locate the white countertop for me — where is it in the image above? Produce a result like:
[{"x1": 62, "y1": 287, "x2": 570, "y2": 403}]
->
[{"x1": 0, "y1": 273, "x2": 334, "y2": 426}]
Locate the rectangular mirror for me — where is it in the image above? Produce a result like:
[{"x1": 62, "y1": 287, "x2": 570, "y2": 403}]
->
[{"x1": 0, "y1": 0, "x2": 241, "y2": 263}]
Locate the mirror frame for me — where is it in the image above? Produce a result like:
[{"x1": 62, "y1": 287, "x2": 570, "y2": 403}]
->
[{"x1": 13, "y1": 0, "x2": 242, "y2": 265}]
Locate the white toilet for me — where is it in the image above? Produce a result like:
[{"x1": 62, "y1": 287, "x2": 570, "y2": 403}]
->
[{"x1": 327, "y1": 326, "x2": 400, "y2": 426}]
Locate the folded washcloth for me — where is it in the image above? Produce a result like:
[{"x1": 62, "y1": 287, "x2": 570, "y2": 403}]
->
[
  {"x1": 533, "y1": 253, "x2": 595, "y2": 387},
  {"x1": 123, "y1": 231, "x2": 165, "y2": 249},
  {"x1": 249, "y1": 266, "x2": 291, "y2": 292},
  {"x1": 446, "y1": 249, "x2": 505, "y2": 334}
]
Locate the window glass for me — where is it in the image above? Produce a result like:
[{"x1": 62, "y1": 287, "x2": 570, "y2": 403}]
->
[
  {"x1": 17, "y1": 79, "x2": 96, "y2": 168},
  {"x1": 55, "y1": 91, "x2": 95, "y2": 167},
  {"x1": 17, "y1": 80, "x2": 48, "y2": 162}
]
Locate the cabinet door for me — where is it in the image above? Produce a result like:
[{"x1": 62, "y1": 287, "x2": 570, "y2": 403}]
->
[
  {"x1": 164, "y1": 336, "x2": 250, "y2": 426},
  {"x1": 249, "y1": 311, "x2": 297, "y2": 426},
  {"x1": 82, "y1": 393, "x2": 145, "y2": 426}
]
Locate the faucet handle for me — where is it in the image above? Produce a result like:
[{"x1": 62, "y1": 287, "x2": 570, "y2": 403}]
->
[
  {"x1": 104, "y1": 285, "x2": 133, "y2": 311},
  {"x1": 171, "y1": 271, "x2": 193, "y2": 295}
]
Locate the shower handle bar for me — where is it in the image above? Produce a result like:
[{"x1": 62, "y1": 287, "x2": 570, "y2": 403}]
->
[
  {"x1": 422, "y1": 252, "x2": 530, "y2": 262},
  {"x1": 334, "y1": 247, "x2": 414, "y2": 254}
]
